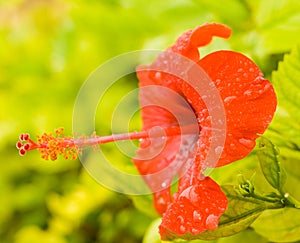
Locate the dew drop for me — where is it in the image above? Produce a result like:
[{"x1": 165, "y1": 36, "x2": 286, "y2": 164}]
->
[
  {"x1": 249, "y1": 67, "x2": 255, "y2": 72},
  {"x1": 218, "y1": 119, "x2": 224, "y2": 125},
  {"x1": 205, "y1": 214, "x2": 219, "y2": 230},
  {"x1": 224, "y1": 96, "x2": 237, "y2": 103},
  {"x1": 179, "y1": 186, "x2": 199, "y2": 206},
  {"x1": 253, "y1": 76, "x2": 264, "y2": 84},
  {"x1": 215, "y1": 79, "x2": 221, "y2": 85},
  {"x1": 239, "y1": 138, "x2": 255, "y2": 148},
  {"x1": 237, "y1": 68, "x2": 243, "y2": 73},
  {"x1": 179, "y1": 225, "x2": 186, "y2": 233},
  {"x1": 161, "y1": 182, "x2": 167, "y2": 188},
  {"x1": 206, "y1": 116, "x2": 212, "y2": 122},
  {"x1": 243, "y1": 90, "x2": 252, "y2": 96},
  {"x1": 177, "y1": 215, "x2": 184, "y2": 224},
  {"x1": 155, "y1": 72, "x2": 162, "y2": 79},
  {"x1": 193, "y1": 210, "x2": 202, "y2": 222},
  {"x1": 191, "y1": 228, "x2": 200, "y2": 234},
  {"x1": 214, "y1": 146, "x2": 223, "y2": 155},
  {"x1": 156, "y1": 196, "x2": 165, "y2": 207},
  {"x1": 263, "y1": 83, "x2": 271, "y2": 91}
]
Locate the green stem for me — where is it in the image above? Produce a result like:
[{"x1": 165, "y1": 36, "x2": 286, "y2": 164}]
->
[
  {"x1": 282, "y1": 193, "x2": 300, "y2": 208},
  {"x1": 251, "y1": 193, "x2": 282, "y2": 204}
]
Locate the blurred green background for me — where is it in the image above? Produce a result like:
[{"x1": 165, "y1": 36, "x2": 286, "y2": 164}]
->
[{"x1": 1, "y1": 0, "x2": 300, "y2": 242}]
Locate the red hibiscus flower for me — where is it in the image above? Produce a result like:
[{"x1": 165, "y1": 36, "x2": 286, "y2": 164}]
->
[
  {"x1": 17, "y1": 23, "x2": 277, "y2": 240},
  {"x1": 133, "y1": 23, "x2": 277, "y2": 239}
]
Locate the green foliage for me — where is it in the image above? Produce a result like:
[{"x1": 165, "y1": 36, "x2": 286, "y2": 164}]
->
[
  {"x1": 268, "y1": 46, "x2": 300, "y2": 148},
  {"x1": 143, "y1": 218, "x2": 162, "y2": 243},
  {"x1": 249, "y1": 46, "x2": 300, "y2": 243},
  {"x1": 257, "y1": 137, "x2": 286, "y2": 191},
  {"x1": 1, "y1": 0, "x2": 300, "y2": 242},
  {"x1": 252, "y1": 208, "x2": 300, "y2": 242}
]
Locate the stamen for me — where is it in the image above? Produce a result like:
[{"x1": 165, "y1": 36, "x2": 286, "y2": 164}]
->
[{"x1": 16, "y1": 125, "x2": 197, "y2": 161}]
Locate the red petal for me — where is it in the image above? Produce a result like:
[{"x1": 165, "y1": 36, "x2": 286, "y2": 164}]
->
[
  {"x1": 169, "y1": 23, "x2": 231, "y2": 61},
  {"x1": 197, "y1": 51, "x2": 277, "y2": 166},
  {"x1": 133, "y1": 73, "x2": 199, "y2": 214},
  {"x1": 159, "y1": 177, "x2": 227, "y2": 240},
  {"x1": 190, "y1": 23, "x2": 231, "y2": 49}
]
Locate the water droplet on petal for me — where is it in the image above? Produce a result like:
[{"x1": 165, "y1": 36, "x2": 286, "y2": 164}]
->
[
  {"x1": 179, "y1": 225, "x2": 186, "y2": 233},
  {"x1": 237, "y1": 68, "x2": 243, "y2": 73},
  {"x1": 179, "y1": 186, "x2": 199, "y2": 206},
  {"x1": 263, "y1": 83, "x2": 271, "y2": 91},
  {"x1": 155, "y1": 72, "x2": 162, "y2": 79},
  {"x1": 177, "y1": 215, "x2": 184, "y2": 224},
  {"x1": 193, "y1": 210, "x2": 202, "y2": 222},
  {"x1": 243, "y1": 90, "x2": 252, "y2": 96},
  {"x1": 205, "y1": 214, "x2": 219, "y2": 230},
  {"x1": 249, "y1": 68, "x2": 255, "y2": 72},
  {"x1": 161, "y1": 182, "x2": 167, "y2": 188},
  {"x1": 239, "y1": 138, "x2": 255, "y2": 148},
  {"x1": 254, "y1": 76, "x2": 264, "y2": 83},
  {"x1": 214, "y1": 146, "x2": 223, "y2": 155},
  {"x1": 224, "y1": 96, "x2": 237, "y2": 103},
  {"x1": 206, "y1": 115, "x2": 212, "y2": 121},
  {"x1": 191, "y1": 228, "x2": 200, "y2": 234}
]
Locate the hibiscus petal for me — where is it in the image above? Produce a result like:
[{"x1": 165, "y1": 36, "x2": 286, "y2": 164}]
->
[
  {"x1": 159, "y1": 176, "x2": 228, "y2": 240},
  {"x1": 197, "y1": 50, "x2": 277, "y2": 166},
  {"x1": 133, "y1": 79, "x2": 199, "y2": 214},
  {"x1": 169, "y1": 23, "x2": 231, "y2": 61}
]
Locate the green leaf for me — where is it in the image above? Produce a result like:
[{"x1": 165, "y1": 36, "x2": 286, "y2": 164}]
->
[
  {"x1": 252, "y1": 208, "x2": 300, "y2": 242},
  {"x1": 182, "y1": 229, "x2": 267, "y2": 243},
  {"x1": 255, "y1": 0, "x2": 300, "y2": 54},
  {"x1": 268, "y1": 46, "x2": 300, "y2": 150},
  {"x1": 131, "y1": 194, "x2": 159, "y2": 219},
  {"x1": 192, "y1": 0, "x2": 250, "y2": 30},
  {"x1": 257, "y1": 137, "x2": 286, "y2": 191},
  {"x1": 142, "y1": 218, "x2": 162, "y2": 243},
  {"x1": 264, "y1": 46, "x2": 300, "y2": 206},
  {"x1": 282, "y1": 157, "x2": 300, "y2": 203},
  {"x1": 217, "y1": 229, "x2": 268, "y2": 243},
  {"x1": 191, "y1": 185, "x2": 282, "y2": 240}
]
